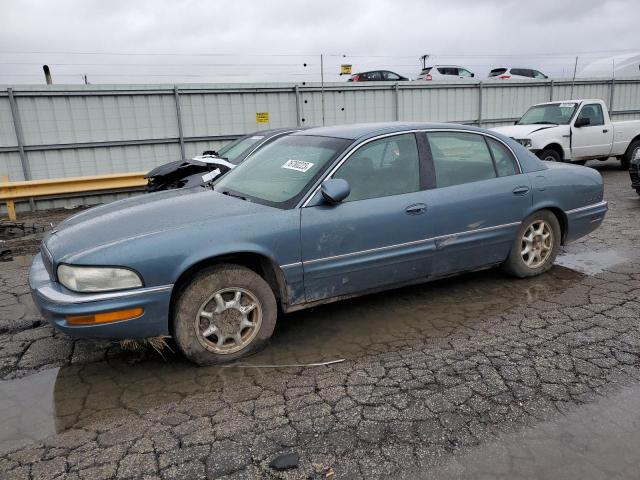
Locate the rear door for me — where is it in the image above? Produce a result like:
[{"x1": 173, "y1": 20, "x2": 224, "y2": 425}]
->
[
  {"x1": 571, "y1": 102, "x2": 614, "y2": 159},
  {"x1": 300, "y1": 133, "x2": 434, "y2": 302},
  {"x1": 423, "y1": 131, "x2": 531, "y2": 276}
]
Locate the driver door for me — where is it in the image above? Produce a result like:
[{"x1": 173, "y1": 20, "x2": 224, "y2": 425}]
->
[
  {"x1": 572, "y1": 103, "x2": 613, "y2": 159},
  {"x1": 300, "y1": 133, "x2": 434, "y2": 302}
]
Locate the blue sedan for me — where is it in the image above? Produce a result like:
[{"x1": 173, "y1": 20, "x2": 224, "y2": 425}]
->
[{"x1": 29, "y1": 123, "x2": 608, "y2": 364}]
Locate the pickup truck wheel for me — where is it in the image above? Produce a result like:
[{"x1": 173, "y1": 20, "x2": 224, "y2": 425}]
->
[
  {"x1": 539, "y1": 149, "x2": 561, "y2": 162},
  {"x1": 623, "y1": 140, "x2": 640, "y2": 169},
  {"x1": 173, "y1": 264, "x2": 277, "y2": 365},
  {"x1": 502, "y1": 210, "x2": 561, "y2": 278}
]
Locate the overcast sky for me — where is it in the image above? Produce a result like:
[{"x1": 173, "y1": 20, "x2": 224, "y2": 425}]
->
[{"x1": 0, "y1": 0, "x2": 639, "y2": 84}]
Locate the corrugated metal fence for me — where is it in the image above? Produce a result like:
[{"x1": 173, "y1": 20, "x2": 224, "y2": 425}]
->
[{"x1": 2, "y1": 78, "x2": 640, "y2": 211}]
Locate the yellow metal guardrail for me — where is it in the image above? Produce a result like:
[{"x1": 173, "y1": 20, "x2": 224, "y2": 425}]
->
[{"x1": 0, "y1": 172, "x2": 147, "y2": 221}]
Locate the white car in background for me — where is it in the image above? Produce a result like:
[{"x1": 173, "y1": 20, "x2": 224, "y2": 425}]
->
[
  {"x1": 488, "y1": 68, "x2": 548, "y2": 80},
  {"x1": 416, "y1": 65, "x2": 475, "y2": 81},
  {"x1": 491, "y1": 99, "x2": 640, "y2": 168}
]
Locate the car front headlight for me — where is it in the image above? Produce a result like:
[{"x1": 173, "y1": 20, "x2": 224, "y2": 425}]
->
[
  {"x1": 515, "y1": 138, "x2": 532, "y2": 148},
  {"x1": 57, "y1": 265, "x2": 143, "y2": 293}
]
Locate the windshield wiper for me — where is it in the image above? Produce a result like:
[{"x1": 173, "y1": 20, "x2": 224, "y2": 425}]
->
[
  {"x1": 530, "y1": 121, "x2": 557, "y2": 125},
  {"x1": 221, "y1": 189, "x2": 246, "y2": 201}
]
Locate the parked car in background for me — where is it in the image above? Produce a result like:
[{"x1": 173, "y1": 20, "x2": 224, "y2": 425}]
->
[
  {"x1": 30, "y1": 122, "x2": 607, "y2": 365},
  {"x1": 416, "y1": 65, "x2": 475, "y2": 80},
  {"x1": 488, "y1": 68, "x2": 548, "y2": 80},
  {"x1": 348, "y1": 70, "x2": 409, "y2": 82},
  {"x1": 491, "y1": 99, "x2": 640, "y2": 168},
  {"x1": 629, "y1": 144, "x2": 640, "y2": 195},
  {"x1": 145, "y1": 128, "x2": 301, "y2": 191}
]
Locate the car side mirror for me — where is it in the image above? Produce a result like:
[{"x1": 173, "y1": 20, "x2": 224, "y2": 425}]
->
[
  {"x1": 574, "y1": 117, "x2": 590, "y2": 128},
  {"x1": 321, "y1": 179, "x2": 350, "y2": 204},
  {"x1": 471, "y1": 73, "x2": 475, "y2": 78}
]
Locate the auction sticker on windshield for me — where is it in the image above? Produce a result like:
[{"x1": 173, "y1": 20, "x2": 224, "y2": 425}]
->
[{"x1": 282, "y1": 159, "x2": 315, "y2": 172}]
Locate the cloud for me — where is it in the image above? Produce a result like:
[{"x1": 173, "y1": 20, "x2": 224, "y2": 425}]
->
[{"x1": 0, "y1": 0, "x2": 638, "y2": 83}]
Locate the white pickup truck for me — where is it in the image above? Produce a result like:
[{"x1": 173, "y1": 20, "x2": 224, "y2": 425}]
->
[{"x1": 491, "y1": 99, "x2": 640, "y2": 168}]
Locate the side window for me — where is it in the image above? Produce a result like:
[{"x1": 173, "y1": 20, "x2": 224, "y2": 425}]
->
[
  {"x1": 458, "y1": 68, "x2": 473, "y2": 77},
  {"x1": 363, "y1": 71, "x2": 382, "y2": 81},
  {"x1": 533, "y1": 70, "x2": 547, "y2": 79},
  {"x1": 334, "y1": 134, "x2": 420, "y2": 202},
  {"x1": 577, "y1": 103, "x2": 604, "y2": 126},
  {"x1": 487, "y1": 138, "x2": 518, "y2": 177},
  {"x1": 511, "y1": 68, "x2": 529, "y2": 77},
  {"x1": 427, "y1": 132, "x2": 496, "y2": 188},
  {"x1": 437, "y1": 67, "x2": 457, "y2": 76},
  {"x1": 383, "y1": 71, "x2": 400, "y2": 80}
]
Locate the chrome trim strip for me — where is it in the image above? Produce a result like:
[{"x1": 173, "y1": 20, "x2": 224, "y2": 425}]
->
[
  {"x1": 565, "y1": 200, "x2": 608, "y2": 215},
  {"x1": 299, "y1": 128, "x2": 521, "y2": 208},
  {"x1": 280, "y1": 262, "x2": 302, "y2": 269},
  {"x1": 303, "y1": 221, "x2": 521, "y2": 265},
  {"x1": 36, "y1": 284, "x2": 174, "y2": 305}
]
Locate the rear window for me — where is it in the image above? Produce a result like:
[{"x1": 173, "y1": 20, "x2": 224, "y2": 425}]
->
[
  {"x1": 489, "y1": 68, "x2": 507, "y2": 77},
  {"x1": 437, "y1": 67, "x2": 459, "y2": 76},
  {"x1": 511, "y1": 68, "x2": 532, "y2": 77}
]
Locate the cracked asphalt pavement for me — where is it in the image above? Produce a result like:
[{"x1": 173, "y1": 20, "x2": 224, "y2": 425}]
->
[{"x1": 1, "y1": 161, "x2": 639, "y2": 479}]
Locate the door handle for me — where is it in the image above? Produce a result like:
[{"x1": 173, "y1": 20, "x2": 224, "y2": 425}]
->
[
  {"x1": 512, "y1": 186, "x2": 530, "y2": 196},
  {"x1": 405, "y1": 203, "x2": 427, "y2": 215},
  {"x1": 603, "y1": 129, "x2": 609, "y2": 133}
]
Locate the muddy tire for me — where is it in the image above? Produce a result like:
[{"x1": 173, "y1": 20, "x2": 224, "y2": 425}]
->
[
  {"x1": 173, "y1": 264, "x2": 277, "y2": 365},
  {"x1": 622, "y1": 139, "x2": 640, "y2": 170},
  {"x1": 502, "y1": 210, "x2": 561, "y2": 278},
  {"x1": 539, "y1": 148, "x2": 561, "y2": 162}
]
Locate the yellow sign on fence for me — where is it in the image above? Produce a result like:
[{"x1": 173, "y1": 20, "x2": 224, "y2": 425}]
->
[
  {"x1": 256, "y1": 112, "x2": 270, "y2": 124},
  {"x1": 340, "y1": 64, "x2": 352, "y2": 75}
]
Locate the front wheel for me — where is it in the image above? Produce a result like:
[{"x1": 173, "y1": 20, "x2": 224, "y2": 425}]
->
[
  {"x1": 538, "y1": 148, "x2": 561, "y2": 163},
  {"x1": 173, "y1": 264, "x2": 277, "y2": 365},
  {"x1": 502, "y1": 210, "x2": 561, "y2": 278}
]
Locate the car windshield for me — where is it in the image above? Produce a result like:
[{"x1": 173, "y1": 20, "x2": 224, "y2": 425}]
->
[
  {"x1": 214, "y1": 135, "x2": 350, "y2": 208},
  {"x1": 217, "y1": 135, "x2": 265, "y2": 164},
  {"x1": 518, "y1": 102, "x2": 578, "y2": 125}
]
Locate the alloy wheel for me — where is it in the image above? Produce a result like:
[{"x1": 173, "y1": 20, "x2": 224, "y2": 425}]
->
[
  {"x1": 194, "y1": 288, "x2": 262, "y2": 354},
  {"x1": 521, "y1": 220, "x2": 553, "y2": 269}
]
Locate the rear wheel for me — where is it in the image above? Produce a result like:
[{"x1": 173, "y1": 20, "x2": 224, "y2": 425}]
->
[
  {"x1": 502, "y1": 210, "x2": 561, "y2": 278},
  {"x1": 539, "y1": 148, "x2": 561, "y2": 162},
  {"x1": 173, "y1": 264, "x2": 277, "y2": 365},
  {"x1": 622, "y1": 140, "x2": 640, "y2": 169}
]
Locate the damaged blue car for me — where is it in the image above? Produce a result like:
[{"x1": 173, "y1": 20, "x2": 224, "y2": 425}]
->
[{"x1": 29, "y1": 123, "x2": 608, "y2": 364}]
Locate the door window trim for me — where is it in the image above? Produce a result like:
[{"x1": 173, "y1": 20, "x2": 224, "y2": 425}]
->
[{"x1": 299, "y1": 129, "x2": 521, "y2": 207}]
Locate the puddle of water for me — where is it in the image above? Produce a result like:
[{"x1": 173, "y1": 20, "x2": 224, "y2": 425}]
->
[
  {"x1": 555, "y1": 250, "x2": 630, "y2": 275},
  {"x1": 0, "y1": 368, "x2": 59, "y2": 454},
  {"x1": 422, "y1": 384, "x2": 640, "y2": 480},
  {"x1": 0, "y1": 266, "x2": 586, "y2": 454}
]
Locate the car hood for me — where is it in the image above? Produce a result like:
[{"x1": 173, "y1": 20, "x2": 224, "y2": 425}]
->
[
  {"x1": 491, "y1": 124, "x2": 559, "y2": 138},
  {"x1": 45, "y1": 187, "x2": 274, "y2": 262}
]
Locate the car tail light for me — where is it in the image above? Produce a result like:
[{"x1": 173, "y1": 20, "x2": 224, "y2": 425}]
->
[
  {"x1": 499, "y1": 75, "x2": 511, "y2": 79},
  {"x1": 426, "y1": 74, "x2": 432, "y2": 80},
  {"x1": 352, "y1": 75, "x2": 360, "y2": 82}
]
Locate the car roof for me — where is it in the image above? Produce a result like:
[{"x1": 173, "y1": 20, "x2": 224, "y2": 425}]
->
[
  {"x1": 246, "y1": 127, "x2": 303, "y2": 137},
  {"x1": 533, "y1": 99, "x2": 600, "y2": 106},
  {"x1": 292, "y1": 122, "x2": 488, "y2": 140}
]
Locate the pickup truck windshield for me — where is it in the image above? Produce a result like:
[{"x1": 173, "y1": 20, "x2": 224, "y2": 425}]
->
[
  {"x1": 214, "y1": 135, "x2": 350, "y2": 208},
  {"x1": 518, "y1": 102, "x2": 578, "y2": 125}
]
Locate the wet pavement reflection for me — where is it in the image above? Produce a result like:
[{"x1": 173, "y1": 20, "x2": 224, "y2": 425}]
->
[
  {"x1": 423, "y1": 384, "x2": 640, "y2": 480},
  {"x1": 0, "y1": 265, "x2": 587, "y2": 454}
]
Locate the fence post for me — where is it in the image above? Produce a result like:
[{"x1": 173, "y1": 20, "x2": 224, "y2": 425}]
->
[
  {"x1": 173, "y1": 86, "x2": 186, "y2": 160},
  {"x1": 549, "y1": 80, "x2": 554, "y2": 101},
  {"x1": 0, "y1": 175, "x2": 16, "y2": 221},
  {"x1": 7, "y1": 88, "x2": 34, "y2": 211},
  {"x1": 294, "y1": 85, "x2": 302, "y2": 127},
  {"x1": 394, "y1": 83, "x2": 400, "y2": 121},
  {"x1": 477, "y1": 81, "x2": 483, "y2": 126},
  {"x1": 609, "y1": 77, "x2": 616, "y2": 113}
]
